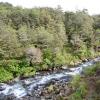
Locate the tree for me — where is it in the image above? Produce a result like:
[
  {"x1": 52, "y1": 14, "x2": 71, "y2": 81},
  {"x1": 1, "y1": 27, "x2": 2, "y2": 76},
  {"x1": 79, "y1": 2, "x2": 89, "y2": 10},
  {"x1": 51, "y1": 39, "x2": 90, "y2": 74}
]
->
[{"x1": 0, "y1": 25, "x2": 20, "y2": 58}]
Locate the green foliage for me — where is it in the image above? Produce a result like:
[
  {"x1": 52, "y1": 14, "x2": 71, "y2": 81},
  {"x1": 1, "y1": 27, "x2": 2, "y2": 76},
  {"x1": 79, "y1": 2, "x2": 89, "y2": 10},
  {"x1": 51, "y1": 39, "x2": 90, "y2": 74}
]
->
[
  {"x1": 0, "y1": 59, "x2": 36, "y2": 81},
  {"x1": 17, "y1": 25, "x2": 30, "y2": 47},
  {"x1": 32, "y1": 27, "x2": 54, "y2": 48},
  {"x1": 68, "y1": 62, "x2": 100, "y2": 100},
  {"x1": 54, "y1": 51, "x2": 67, "y2": 66},
  {"x1": 68, "y1": 91, "x2": 83, "y2": 100},
  {"x1": 69, "y1": 75, "x2": 88, "y2": 100},
  {"x1": 83, "y1": 67, "x2": 96, "y2": 76},
  {"x1": 64, "y1": 10, "x2": 96, "y2": 59},
  {"x1": 0, "y1": 2, "x2": 99, "y2": 82},
  {"x1": 83, "y1": 62, "x2": 100, "y2": 76},
  {"x1": 21, "y1": 67, "x2": 36, "y2": 77},
  {"x1": 0, "y1": 2, "x2": 99, "y2": 61},
  {"x1": 43, "y1": 49, "x2": 54, "y2": 67},
  {"x1": 19, "y1": 59, "x2": 30, "y2": 68},
  {"x1": 68, "y1": 84, "x2": 87, "y2": 100},
  {"x1": 71, "y1": 75, "x2": 81, "y2": 89},
  {"x1": 0, "y1": 67, "x2": 13, "y2": 82},
  {"x1": 77, "y1": 82, "x2": 87, "y2": 96}
]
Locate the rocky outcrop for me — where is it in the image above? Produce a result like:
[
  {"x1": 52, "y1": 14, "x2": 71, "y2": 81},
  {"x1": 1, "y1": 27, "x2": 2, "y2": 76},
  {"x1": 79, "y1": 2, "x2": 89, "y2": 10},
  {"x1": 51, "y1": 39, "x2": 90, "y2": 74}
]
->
[{"x1": 25, "y1": 47, "x2": 42, "y2": 65}]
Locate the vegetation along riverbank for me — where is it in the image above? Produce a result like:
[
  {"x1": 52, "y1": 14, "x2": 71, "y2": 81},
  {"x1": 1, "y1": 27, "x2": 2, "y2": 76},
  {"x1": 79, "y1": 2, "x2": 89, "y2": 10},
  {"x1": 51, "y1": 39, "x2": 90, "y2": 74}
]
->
[{"x1": 0, "y1": 2, "x2": 100, "y2": 82}]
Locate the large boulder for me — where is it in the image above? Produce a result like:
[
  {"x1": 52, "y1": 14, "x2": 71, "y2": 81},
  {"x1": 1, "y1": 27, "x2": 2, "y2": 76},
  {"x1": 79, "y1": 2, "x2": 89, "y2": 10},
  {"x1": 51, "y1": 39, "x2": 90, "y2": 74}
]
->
[{"x1": 25, "y1": 47, "x2": 42, "y2": 65}]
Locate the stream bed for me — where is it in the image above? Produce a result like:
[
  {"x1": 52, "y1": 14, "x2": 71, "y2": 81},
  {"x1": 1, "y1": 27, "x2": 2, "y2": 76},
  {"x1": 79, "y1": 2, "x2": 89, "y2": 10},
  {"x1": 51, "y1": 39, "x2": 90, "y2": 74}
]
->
[{"x1": 0, "y1": 57, "x2": 100, "y2": 100}]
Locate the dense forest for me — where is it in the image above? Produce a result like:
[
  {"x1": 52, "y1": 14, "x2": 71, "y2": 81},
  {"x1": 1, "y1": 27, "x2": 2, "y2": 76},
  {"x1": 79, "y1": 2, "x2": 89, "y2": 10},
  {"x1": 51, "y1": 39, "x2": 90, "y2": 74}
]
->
[{"x1": 0, "y1": 2, "x2": 100, "y2": 82}]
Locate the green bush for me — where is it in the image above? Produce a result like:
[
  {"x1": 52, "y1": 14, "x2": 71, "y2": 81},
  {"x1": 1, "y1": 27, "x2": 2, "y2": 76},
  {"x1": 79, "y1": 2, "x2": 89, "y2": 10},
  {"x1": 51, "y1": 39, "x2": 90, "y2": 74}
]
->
[
  {"x1": 43, "y1": 49, "x2": 54, "y2": 67},
  {"x1": 19, "y1": 59, "x2": 30, "y2": 68},
  {"x1": 54, "y1": 52, "x2": 67, "y2": 66},
  {"x1": 21, "y1": 67, "x2": 36, "y2": 77},
  {"x1": 0, "y1": 67, "x2": 13, "y2": 82},
  {"x1": 3, "y1": 60, "x2": 21, "y2": 77},
  {"x1": 0, "y1": 59, "x2": 36, "y2": 81}
]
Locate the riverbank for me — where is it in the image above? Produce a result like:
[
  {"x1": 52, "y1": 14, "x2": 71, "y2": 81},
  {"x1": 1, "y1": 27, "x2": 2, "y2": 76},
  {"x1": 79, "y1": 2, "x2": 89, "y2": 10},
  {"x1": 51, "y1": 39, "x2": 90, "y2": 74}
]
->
[
  {"x1": 42, "y1": 64, "x2": 100, "y2": 100},
  {"x1": 0, "y1": 55, "x2": 100, "y2": 83}
]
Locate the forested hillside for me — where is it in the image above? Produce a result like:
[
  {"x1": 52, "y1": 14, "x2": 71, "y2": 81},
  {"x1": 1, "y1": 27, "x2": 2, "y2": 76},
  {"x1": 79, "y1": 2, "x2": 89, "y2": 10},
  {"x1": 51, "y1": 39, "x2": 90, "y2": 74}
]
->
[{"x1": 0, "y1": 2, "x2": 99, "y2": 82}]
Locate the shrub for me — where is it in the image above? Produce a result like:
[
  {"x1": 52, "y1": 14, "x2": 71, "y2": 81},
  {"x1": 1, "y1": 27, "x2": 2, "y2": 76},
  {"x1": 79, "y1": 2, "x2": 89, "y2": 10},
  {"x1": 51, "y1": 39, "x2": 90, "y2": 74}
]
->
[
  {"x1": 19, "y1": 59, "x2": 30, "y2": 68},
  {"x1": 0, "y1": 59, "x2": 35, "y2": 80},
  {"x1": 21, "y1": 67, "x2": 36, "y2": 77},
  {"x1": 54, "y1": 52, "x2": 67, "y2": 66},
  {"x1": 3, "y1": 60, "x2": 21, "y2": 77},
  {"x1": 43, "y1": 49, "x2": 54, "y2": 67},
  {"x1": 0, "y1": 67, "x2": 13, "y2": 82}
]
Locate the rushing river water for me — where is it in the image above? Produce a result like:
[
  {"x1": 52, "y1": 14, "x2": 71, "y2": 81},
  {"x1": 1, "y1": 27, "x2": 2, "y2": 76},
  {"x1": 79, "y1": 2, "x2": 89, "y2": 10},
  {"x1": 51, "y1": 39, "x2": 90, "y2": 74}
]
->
[{"x1": 0, "y1": 57, "x2": 100, "y2": 100}]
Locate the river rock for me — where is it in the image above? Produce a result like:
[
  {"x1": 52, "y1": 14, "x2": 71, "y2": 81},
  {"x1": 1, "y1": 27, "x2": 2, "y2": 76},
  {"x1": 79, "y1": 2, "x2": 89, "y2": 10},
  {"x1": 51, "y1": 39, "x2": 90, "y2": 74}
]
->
[
  {"x1": 62, "y1": 65, "x2": 68, "y2": 69},
  {"x1": 22, "y1": 96, "x2": 41, "y2": 100},
  {"x1": 0, "y1": 93, "x2": 5, "y2": 100},
  {"x1": 25, "y1": 47, "x2": 42, "y2": 65},
  {"x1": 1, "y1": 94, "x2": 17, "y2": 100},
  {"x1": 82, "y1": 59, "x2": 88, "y2": 62},
  {"x1": 0, "y1": 86, "x2": 5, "y2": 91}
]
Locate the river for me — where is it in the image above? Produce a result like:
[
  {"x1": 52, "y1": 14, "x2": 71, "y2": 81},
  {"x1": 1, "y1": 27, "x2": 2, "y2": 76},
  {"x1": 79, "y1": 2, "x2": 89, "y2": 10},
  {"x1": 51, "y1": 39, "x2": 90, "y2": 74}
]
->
[{"x1": 0, "y1": 57, "x2": 100, "y2": 100}]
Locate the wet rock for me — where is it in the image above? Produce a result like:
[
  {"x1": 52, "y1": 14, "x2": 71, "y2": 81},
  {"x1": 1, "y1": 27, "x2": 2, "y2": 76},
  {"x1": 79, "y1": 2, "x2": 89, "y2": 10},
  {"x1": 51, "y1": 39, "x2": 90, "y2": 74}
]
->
[
  {"x1": 45, "y1": 94, "x2": 52, "y2": 99},
  {"x1": 2, "y1": 94, "x2": 17, "y2": 100},
  {"x1": 41, "y1": 97, "x2": 45, "y2": 100},
  {"x1": 0, "y1": 86, "x2": 5, "y2": 91},
  {"x1": 0, "y1": 93, "x2": 5, "y2": 100},
  {"x1": 59, "y1": 89, "x2": 65, "y2": 96},
  {"x1": 61, "y1": 65, "x2": 68, "y2": 70},
  {"x1": 0, "y1": 83, "x2": 6, "y2": 91},
  {"x1": 83, "y1": 59, "x2": 88, "y2": 62},
  {"x1": 22, "y1": 96, "x2": 41, "y2": 100}
]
